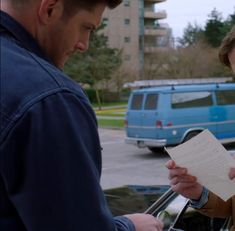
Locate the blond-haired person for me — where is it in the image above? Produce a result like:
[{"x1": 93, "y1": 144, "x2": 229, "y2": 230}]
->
[{"x1": 166, "y1": 26, "x2": 235, "y2": 231}]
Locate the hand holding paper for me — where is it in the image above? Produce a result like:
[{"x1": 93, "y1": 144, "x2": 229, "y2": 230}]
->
[
  {"x1": 166, "y1": 129, "x2": 235, "y2": 201},
  {"x1": 229, "y1": 167, "x2": 235, "y2": 180},
  {"x1": 166, "y1": 159, "x2": 204, "y2": 200}
]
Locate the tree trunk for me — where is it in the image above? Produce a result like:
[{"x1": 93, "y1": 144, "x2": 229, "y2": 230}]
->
[{"x1": 95, "y1": 88, "x2": 102, "y2": 110}]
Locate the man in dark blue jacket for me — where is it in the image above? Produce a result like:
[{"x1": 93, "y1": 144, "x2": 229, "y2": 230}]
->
[{"x1": 0, "y1": 0, "x2": 163, "y2": 230}]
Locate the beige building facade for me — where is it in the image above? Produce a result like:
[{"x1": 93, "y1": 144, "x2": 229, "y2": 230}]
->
[{"x1": 102, "y1": 0, "x2": 171, "y2": 79}]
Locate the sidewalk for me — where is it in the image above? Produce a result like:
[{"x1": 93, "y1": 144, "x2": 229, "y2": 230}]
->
[
  {"x1": 93, "y1": 105, "x2": 126, "y2": 111},
  {"x1": 96, "y1": 116, "x2": 125, "y2": 120}
]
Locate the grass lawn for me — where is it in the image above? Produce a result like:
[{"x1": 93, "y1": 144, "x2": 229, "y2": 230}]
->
[
  {"x1": 97, "y1": 119, "x2": 125, "y2": 128},
  {"x1": 94, "y1": 103, "x2": 127, "y2": 128},
  {"x1": 92, "y1": 102, "x2": 127, "y2": 108},
  {"x1": 95, "y1": 108, "x2": 126, "y2": 117}
]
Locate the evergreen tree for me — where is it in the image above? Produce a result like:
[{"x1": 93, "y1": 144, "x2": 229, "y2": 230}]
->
[
  {"x1": 178, "y1": 22, "x2": 204, "y2": 47},
  {"x1": 64, "y1": 24, "x2": 122, "y2": 108},
  {"x1": 204, "y1": 8, "x2": 228, "y2": 47},
  {"x1": 223, "y1": 9, "x2": 235, "y2": 33}
]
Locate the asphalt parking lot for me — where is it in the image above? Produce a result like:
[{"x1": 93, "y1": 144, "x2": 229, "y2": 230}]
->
[
  {"x1": 99, "y1": 128, "x2": 235, "y2": 190},
  {"x1": 99, "y1": 128, "x2": 171, "y2": 190}
]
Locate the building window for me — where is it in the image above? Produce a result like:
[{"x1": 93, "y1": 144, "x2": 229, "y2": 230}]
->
[
  {"x1": 124, "y1": 55, "x2": 131, "y2": 61},
  {"x1": 124, "y1": 0, "x2": 130, "y2": 6},
  {"x1": 124, "y1": 37, "x2": 131, "y2": 43},
  {"x1": 102, "y1": 18, "x2": 109, "y2": 26},
  {"x1": 124, "y1": 19, "x2": 130, "y2": 25}
]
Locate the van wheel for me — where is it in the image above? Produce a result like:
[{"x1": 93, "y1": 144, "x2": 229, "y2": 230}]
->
[
  {"x1": 183, "y1": 131, "x2": 200, "y2": 142},
  {"x1": 148, "y1": 147, "x2": 163, "y2": 153}
]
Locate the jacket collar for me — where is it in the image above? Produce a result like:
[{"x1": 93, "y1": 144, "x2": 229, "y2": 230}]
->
[{"x1": 0, "y1": 10, "x2": 51, "y2": 63}]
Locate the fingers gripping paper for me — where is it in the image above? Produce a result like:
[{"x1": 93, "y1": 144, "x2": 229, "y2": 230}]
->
[{"x1": 166, "y1": 129, "x2": 235, "y2": 201}]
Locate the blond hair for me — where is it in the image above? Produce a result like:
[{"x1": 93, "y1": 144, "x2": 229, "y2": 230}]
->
[{"x1": 218, "y1": 26, "x2": 235, "y2": 68}]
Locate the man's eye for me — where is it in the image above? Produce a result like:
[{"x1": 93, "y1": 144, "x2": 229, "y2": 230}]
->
[{"x1": 83, "y1": 26, "x2": 93, "y2": 31}]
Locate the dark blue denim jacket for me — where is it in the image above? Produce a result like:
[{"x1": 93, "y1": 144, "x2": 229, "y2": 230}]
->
[{"x1": 0, "y1": 11, "x2": 134, "y2": 231}]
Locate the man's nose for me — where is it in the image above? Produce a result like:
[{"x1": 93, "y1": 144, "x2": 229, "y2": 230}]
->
[{"x1": 75, "y1": 41, "x2": 89, "y2": 52}]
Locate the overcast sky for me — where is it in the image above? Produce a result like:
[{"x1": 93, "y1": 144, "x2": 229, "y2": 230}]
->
[{"x1": 157, "y1": 0, "x2": 235, "y2": 38}]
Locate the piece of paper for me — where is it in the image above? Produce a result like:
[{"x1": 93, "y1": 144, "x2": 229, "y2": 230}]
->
[{"x1": 166, "y1": 129, "x2": 235, "y2": 201}]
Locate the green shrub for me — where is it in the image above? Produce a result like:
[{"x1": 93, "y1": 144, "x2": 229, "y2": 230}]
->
[{"x1": 84, "y1": 88, "x2": 97, "y2": 103}]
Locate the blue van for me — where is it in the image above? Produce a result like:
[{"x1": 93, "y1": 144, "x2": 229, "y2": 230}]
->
[{"x1": 125, "y1": 83, "x2": 235, "y2": 152}]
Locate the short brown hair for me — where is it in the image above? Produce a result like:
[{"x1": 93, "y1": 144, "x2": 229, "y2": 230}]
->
[
  {"x1": 218, "y1": 26, "x2": 235, "y2": 68},
  {"x1": 63, "y1": 0, "x2": 122, "y2": 16},
  {"x1": 9, "y1": 0, "x2": 122, "y2": 15}
]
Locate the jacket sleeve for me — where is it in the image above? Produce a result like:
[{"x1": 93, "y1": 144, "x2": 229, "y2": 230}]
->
[
  {"x1": 198, "y1": 191, "x2": 232, "y2": 219},
  {"x1": 0, "y1": 92, "x2": 135, "y2": 231}
]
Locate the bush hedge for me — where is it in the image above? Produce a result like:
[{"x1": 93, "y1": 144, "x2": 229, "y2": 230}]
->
[{"x1": 84, "y1": 88, "x2": 130, "y2": 103}]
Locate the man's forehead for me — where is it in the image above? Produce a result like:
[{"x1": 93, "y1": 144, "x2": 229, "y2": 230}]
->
[
  {"x1": 76, "y1": 6, "x2": 105, "y2": 27},
  {"x1": 228, "y1": 47, "x2": 235, "y2": 73},
  {"x1": 229, "y1": 47, "x2": 235, "y2": 59}
]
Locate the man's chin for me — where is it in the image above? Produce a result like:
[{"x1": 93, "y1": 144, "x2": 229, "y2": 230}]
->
[
  {"x1": 56, "y1": 63, "x2": 64, "y2": 70},
  {"x1": 54, "y1": 55, "x2": 71, "y2": 69},
  {"x1": 56, "y1": 59, "x2": 67, "y2": 70}
]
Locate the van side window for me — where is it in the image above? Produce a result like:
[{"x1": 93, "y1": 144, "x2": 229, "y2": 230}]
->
[
  {"x1": 144, "y1": 94, "x2": 158, "y2": 110},
  {"x1": 171, "y1": 91, "x2": 213, "y2": 109},
  {"x1": 131, "y1": 94, "x2": 143, "y2": 110},
  {"x1": 216, "y1": 90, "x2": 235, "y2": 105}
]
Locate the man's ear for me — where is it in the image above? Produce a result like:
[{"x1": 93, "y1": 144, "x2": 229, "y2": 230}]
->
[{"x1": 38, "y1": 0, "x2": 64, "y2": 24}]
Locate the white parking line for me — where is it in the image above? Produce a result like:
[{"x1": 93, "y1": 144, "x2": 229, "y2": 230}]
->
[{"x1": 101, "y1": 140, "x2": 124, "y2": 145}]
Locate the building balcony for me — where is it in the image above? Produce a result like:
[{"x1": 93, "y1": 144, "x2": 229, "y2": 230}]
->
[
  {"x1": 145, "y1": 26, "x2": 168, "y2": 36},
  {"x1": 144, "y1": 10, "x2": 167, "y2": 20},
  {"x1": 144, "y1": 0, "x2": 166, "y2": 3},
  {"x1": 144, "y1": 46, "x2": 169, "y2": 53}
]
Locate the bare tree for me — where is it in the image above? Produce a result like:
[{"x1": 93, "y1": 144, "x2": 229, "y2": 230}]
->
[{"x1": 143, "y1": 41, "x2": 233, "y2": 79}]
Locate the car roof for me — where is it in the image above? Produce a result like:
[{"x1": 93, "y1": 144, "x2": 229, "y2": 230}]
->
[{"x1": 132, "y1": 83, "x2": 235, "y2": 94}]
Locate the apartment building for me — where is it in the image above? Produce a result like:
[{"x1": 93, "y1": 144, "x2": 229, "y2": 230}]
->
[{"x1": 102, "y1": 0, "x2": 171, "y2": 79}]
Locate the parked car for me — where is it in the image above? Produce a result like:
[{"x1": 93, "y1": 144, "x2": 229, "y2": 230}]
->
[
  {"x1": 125, "y1": 83, "x2": 235, "y2": 152},
  {"x1": 104, "y1": 185, "x2": 231, "y2": 231}
]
